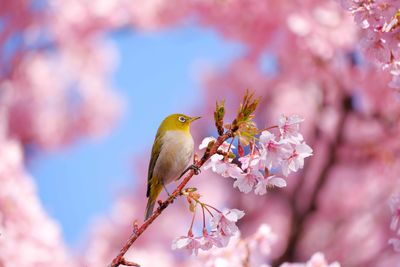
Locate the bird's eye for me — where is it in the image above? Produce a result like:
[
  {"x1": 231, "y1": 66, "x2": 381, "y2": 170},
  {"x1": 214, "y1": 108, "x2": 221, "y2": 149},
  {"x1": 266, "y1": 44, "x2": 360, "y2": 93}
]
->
[{"x1": 178, "y1": 116, "x2": 186, "y2": 123}]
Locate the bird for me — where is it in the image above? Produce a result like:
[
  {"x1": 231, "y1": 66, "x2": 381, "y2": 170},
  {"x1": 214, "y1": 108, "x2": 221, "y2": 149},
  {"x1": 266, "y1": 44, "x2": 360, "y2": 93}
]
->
[{"x1": 145, "y1": 113, "x2": 201, "y2": 220}]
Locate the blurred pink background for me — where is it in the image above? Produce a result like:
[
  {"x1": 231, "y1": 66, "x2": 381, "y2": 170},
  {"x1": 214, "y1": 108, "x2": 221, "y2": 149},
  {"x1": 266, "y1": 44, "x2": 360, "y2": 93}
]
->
[{"x1": 1, "y1": 0, "x2": 400, "y2": 266}]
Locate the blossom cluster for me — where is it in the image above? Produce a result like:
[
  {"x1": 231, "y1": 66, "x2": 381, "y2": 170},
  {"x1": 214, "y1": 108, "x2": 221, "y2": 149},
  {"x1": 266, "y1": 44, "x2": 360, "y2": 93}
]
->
[
  {"x1": 388, "y1": 194, "x2": 400, "y2": 252},
  {"x1": 172, "y1": 208, "x2": 245, "y2": 255},
  {"x1": 201, "y1": 114, "x2": 312, "y2": 195},
  {"x1": 338, "y1": 0, "x2": 400, "y2": 89},
  {"x1": 171, "y1": 114, "x2": 312, "y2": 255},
  {"x1": 186, "y1": 224, "x2": 277, "y2": 267},
  {"x1": 0, "y1": 138, "x2": 73, "y2": 266},
  {"x1": 185, "y1": 224, "x2": 340, "y2": 267}
]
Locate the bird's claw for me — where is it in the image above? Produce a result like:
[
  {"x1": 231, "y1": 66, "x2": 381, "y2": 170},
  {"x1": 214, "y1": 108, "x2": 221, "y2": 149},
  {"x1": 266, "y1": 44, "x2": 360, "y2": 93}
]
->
[
  {"x1": 189, "y1": 164, "x2": 201, "y2": 175},
  {"x1": 162, "y1": 183, "x2": 171, "y2": 197}
]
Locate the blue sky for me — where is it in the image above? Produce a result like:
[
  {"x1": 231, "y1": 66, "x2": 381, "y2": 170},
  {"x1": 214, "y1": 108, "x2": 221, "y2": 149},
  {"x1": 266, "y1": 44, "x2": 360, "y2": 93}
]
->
[{"x1": 28, "y1": 25, "x2": 242, "y2": 246}]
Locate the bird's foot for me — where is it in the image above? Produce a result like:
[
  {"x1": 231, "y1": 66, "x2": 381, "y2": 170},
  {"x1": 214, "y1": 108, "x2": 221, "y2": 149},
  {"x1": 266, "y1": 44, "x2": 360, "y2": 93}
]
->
[
  {"x1": 189, "y1": 164, "x2": 201, "y2": 175},
  {"x1": 162, "y1": 183, "x2": 171, "y2": 197}
]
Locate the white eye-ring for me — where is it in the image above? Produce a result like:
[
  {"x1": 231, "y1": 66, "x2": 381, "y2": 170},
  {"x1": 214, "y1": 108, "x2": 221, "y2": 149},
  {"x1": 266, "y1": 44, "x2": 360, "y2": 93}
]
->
[{"x1": 178, "y1": 116, "x2": 186, "y2": 123}]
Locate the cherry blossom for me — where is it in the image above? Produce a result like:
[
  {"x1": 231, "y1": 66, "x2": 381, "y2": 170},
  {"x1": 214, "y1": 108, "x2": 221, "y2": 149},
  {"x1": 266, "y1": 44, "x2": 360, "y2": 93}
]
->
[
  {"x1": 210, "y1": 209, "x2": 245, "y2": 238},
  {"x1": 338, "y1": 0, "x2": 400, "y2": 90},
  {"x1": 238, "y1": 154, "x2": 261, "y2": 170},
  {"x1": 248, "y1": 224, "x2": 277, "y2": 255},
  {"x1": 203, "y1": 231, "x2": 231, "y2": 248},
  {"x1": 171, "y1": 207, "x2": 245, "y2": 255},
  {"x1": 0, "y1": 139, "x2": 74, "y2": 267},
  {"x1": 254, "y1": 175, "x2": 287, "y2": 196},
  {"x1": 185, "y1": 224, "x2": 278, "y2": 267},
  {"x1": 199, "y1": 137, "x2": 217, "y2": 150},
  {"x1": 203, "y1": 154, "x2": 243, "y2": 178},
  {"x1": 281, "y1": 143, "x2": 313, "y2": 177},
  {"x1": 200, "y1": 114, "x2": 311, "y2": 197},
  {"x1": 172, "y1": 236, "x2": 202, "y2": 255},
  {"x1": 198, "y1": 234, "x2": 217, "y2": 250},
  {"x1": 199, "y1": 136, "x2": 235, "y2": 152},
  {"x1": 202, "y1": 154, "x2": 225, "y2": 172},
  {"x1": 233, "y1": 168, "x2": 261, "y2": 193},
  {"x1": 278, "y1": 114, "x2": 305, "y2": 141},
  {"x1": 187, "y1": 232, "x2": 245, "y2": 267},
  {"x1": 259, "y1": 131, "x2": 292, "y2": 170}
]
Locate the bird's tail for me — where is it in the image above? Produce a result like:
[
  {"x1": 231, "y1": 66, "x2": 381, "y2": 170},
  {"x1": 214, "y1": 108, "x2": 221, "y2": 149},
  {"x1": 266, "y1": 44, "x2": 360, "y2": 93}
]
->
[
  {"x1": 145, "y1": 180, "x2": 162, "y2": 220},
  {"x1": 145, "y1": 199, "x2": 155, "y2": 221}
]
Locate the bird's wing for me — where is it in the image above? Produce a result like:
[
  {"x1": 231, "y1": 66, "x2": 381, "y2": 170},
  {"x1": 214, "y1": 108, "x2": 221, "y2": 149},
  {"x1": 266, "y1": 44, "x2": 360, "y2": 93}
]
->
[{"x1": 146, "y1": 132, "x2": 163, "y2": 198}]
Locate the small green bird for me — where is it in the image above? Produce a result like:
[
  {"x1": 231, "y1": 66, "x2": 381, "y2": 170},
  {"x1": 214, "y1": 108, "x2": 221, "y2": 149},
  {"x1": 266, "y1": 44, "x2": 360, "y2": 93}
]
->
[{"x1": 145, "y1": 113, "x2": 201, "y2": 220}]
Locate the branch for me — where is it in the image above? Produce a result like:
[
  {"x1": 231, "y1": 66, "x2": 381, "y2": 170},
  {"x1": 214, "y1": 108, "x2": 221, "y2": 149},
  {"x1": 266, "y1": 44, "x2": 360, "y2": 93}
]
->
[{"x1": 108, "y1": 131, "x2": 233, "y2": 267}]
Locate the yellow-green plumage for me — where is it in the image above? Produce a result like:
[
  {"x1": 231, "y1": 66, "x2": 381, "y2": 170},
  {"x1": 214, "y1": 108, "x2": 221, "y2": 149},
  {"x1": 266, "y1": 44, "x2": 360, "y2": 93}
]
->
[{"x1": 145, "y1": 114, "x2": 200, "y2": 220}]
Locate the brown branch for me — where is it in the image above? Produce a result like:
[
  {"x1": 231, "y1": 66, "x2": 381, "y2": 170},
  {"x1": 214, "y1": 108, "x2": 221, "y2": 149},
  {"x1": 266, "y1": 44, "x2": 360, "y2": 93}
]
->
[
  {"x1": 108, "y1": 131, "x2": 233, "y2": 267},
  {"x1": 272, "y1": 95, "x2": 352, "y2": 266}
]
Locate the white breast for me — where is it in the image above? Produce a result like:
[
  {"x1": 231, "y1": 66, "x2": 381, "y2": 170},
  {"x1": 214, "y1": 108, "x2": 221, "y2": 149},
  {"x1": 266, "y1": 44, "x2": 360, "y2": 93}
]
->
[{"x1": 153, "y1": 130, "x2": 194, "y2": 185}]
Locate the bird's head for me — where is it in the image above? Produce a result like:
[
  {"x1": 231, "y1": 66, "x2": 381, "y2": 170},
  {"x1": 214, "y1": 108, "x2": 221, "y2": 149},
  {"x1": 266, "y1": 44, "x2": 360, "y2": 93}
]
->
[{"x1": 159, "y1": 113, "x2": 201, "y2": 133}]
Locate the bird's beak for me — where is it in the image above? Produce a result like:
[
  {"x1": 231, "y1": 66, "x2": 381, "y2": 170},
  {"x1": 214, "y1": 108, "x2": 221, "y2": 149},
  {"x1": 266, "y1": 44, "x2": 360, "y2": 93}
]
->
[{"x1": 189, "y1": 116, "x2": 201, "y2": 122}]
